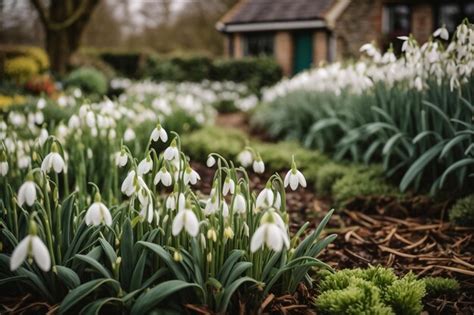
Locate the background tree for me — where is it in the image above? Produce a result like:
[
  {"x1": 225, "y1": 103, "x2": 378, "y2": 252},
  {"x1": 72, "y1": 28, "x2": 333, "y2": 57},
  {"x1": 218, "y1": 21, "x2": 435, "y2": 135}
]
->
[{"x1": 30, "y1": 0, "x2": 100, "y2": 74}]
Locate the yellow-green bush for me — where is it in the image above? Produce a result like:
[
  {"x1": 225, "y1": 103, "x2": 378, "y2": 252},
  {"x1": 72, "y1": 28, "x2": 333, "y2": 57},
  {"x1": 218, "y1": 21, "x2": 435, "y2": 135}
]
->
[
  {"x1": 449, "y1": 194, "x2": 474, "y2": 227},
  {"x1": 22, "y1": 46, "x2": 49, "y2": 70},
  {"x1": 4, "y1": 56, "x2": 39, "y2": 83}
]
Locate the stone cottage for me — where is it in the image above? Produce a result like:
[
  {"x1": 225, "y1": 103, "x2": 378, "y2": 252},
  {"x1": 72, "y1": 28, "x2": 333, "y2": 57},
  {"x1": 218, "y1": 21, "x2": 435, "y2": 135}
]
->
[{"x1": 216, "y1": 0, "x2": 474, "y2": 76}]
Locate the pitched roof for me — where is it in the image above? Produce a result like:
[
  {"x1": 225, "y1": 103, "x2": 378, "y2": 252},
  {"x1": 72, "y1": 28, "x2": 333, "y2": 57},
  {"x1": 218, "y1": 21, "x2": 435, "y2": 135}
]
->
[{"x1": 221, "y1": 0, "x2": 336, "y2": 25}]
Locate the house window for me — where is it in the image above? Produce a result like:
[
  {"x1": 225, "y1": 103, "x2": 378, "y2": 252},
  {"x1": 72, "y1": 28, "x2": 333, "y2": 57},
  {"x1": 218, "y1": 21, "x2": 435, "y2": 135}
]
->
[
  {"x1": 382, "y1": 5, "x2": 411, "y2": 36},
  {"x1": 438, "y1": 2, "x2": 474, "y2": 33},
  {"x1": 244, "y1": 32, "x2": 274, "y2": 56}
]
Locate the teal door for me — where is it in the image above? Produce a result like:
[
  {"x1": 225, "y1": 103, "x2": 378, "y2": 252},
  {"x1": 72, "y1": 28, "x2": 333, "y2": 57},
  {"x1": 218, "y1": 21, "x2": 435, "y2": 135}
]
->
[{"x1": 293, "y1": 31, "x2": 313, "y2": 74}]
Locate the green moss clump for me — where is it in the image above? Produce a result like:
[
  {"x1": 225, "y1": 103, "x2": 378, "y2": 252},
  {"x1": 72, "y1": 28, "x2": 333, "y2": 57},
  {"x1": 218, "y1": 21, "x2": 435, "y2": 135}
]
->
[
  {"x1": 332, "y1": 166, "x2": 399, "y2": 205},
  {"x1": 315, "y1": 267, "x2": 426, "y2": 315},
  {"x1": 423, "y1": 277, "x2": 460, "y2": 296},
  {"x1": 64, "y1": 67, "x2": 108, "y2": 95},
  {"x1": 449, "y1": 194, "x2": 474, "y2": 227},
  {"x1": 385, "y1": 273, "x2": 425, "y2": 315},
  {"x1": 316, "y1": 163, "x2": 351, "y2": 196}
]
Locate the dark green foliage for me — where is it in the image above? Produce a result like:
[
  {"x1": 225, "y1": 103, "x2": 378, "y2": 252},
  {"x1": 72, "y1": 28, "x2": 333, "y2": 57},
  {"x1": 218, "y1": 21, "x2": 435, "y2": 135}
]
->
[
  {"x1": 253, "y1": 80, "x2": 474, "y2": 194},
  {"x1": 315, "y1": 267, "x2": 426, "y2": 315},
  {"x1": 64, "y1": 67, "x2": 108, "y2": 95},
  {"x1": 449, "y1": 194, "x2": 474, "y2": 227},
  {"x1": 332, "y1": 166, "x2": 399, "y2": 205},
  {"x1": 100, "y1": 51, "x2": 144, "y2": 78},
  {"x1": 316, "y1": 163, "x2": 351, "y2": 196},
  {"x1": 423, "y1": 277, "x2": 460, "y2": 296}
]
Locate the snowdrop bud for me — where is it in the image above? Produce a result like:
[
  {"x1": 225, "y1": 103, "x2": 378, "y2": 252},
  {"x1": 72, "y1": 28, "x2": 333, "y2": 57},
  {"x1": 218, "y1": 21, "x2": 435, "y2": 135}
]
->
[
  {"x1": 206, "y1": 155, "x2": 216, "y2": 167},
  {"x1": 224, "y1": 226, "x2": 234, "y2": 239},
  {"x1": 173, "y1": 250, "x2": 183, "y2": 262},
  {"x1": 243, "y1": 222, "x2": 250, "y2": 237},
  {"x1": 0, "y1": 161, "x2": 8, "y2": 176},
  {"x1": 124, "y1": 128, "x2": 136, "y2": 142},
  {"x1": 37, "y1": 98, "x2": 46, "y2": 109},
  {"x1": 253, "y1": 155, "x2": 265, "y2": 174},
  {"x1": 38, "y1": 129, "x2": 48, "y2": 146},
  {"x1": 151, "y1": 124, "x2": 168, "y2": 142},
  {"x1": 207, "y1": 228, "x2": 217, "y2": 242},
  {"x1": 200, "y1": 234, "x2": 206, "y2": 248},
  {"x1": 237, "y1": 149, "x2": 253, "y2": 167},
  {"x1": 207, "y1": 252, "x2": 212, "y2": 263}
]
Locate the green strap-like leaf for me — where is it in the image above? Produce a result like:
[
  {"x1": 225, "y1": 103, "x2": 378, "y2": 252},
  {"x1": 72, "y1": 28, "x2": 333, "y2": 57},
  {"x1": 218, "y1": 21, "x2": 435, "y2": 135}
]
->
[
  {"x1": 217, "y1": 277, "x2": 257, "y2": 313},
  {"x1": 55, "y1": 265, "x2": 81, "y2": 290},
  {"x1": 74, "y1": 254, "x2": 111, "y2": 278},
  {"x1": 131, "y1": 280, "x2": 201, "y2": 315}
]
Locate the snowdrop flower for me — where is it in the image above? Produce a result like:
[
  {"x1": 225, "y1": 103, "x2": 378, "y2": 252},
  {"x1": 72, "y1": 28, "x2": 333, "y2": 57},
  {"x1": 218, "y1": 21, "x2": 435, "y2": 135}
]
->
[
  {"x1": 183, "y1": 166, "x2": 200, "y2": 185},
  {"x1": 233, "y1": 193, "x2": 247, "y2": 214},
  {"x1": 207, "y1": 228, "x2": 217, "y2": 242},
  {"x1": 18, "y1": 156, "x2": 31, "y2": 169},
  {"x1": 256, "y1": 185, "x2": 274, "y2": 209},
  {"x1": 250, "y1": 211, "x2": 289, "y2": 252},
  {"x1": 204, "y1": 194, "x2": 219, "y2": 216},
  {"x1": 154, "y1": 167, "x2": 172, "y2": 186},
  {"x1": 137, "y1": 156, "x2": 153, "y2": 175},
  {"x1": 237, "y1": 149, "x2": 253, "y2": 167},
  {"x1": 151, "y1": 124, "x2": 168, "y2": 142},
  {"x1": 121, "y1": 170, "x2": 137, "y2": 196},
  {"x1": 85, "y1": 194, "x2": 112, "y2": 226},
  {"x1": 38, "y1": 129, "x2": 48, "y2": 146},
  {"x1": 222, "y1": 176, "x2": 235, "y2": 195},
  {"x1": 222, "y1": 200, "x2": 229, "y2": 217},
  {"x1": 284, "y1": 158, "x2": 307, "y2": 191},
  {"x1": 253, "y1": 154, "x2": 265, "y2": 174},
  {"x1": 115, "y1": 151, "x2": 128, "y2": 167},
  {"x1": 10, "y1": 221, "x2": 50, "y2": 272},
  {"x1": 0, "y1": 160, "x2": 8, "y2": 176},
  {"x1": 17, "y1": 180, "x2": 36, "y2": 207},
  {"x1": 41, "y1": 144, "x2": 65, "y2": 174},
  {"x1": 166, "y1": 193, "x2": 177, "y2": 210},
  {"x1": 224, "y1": 226, "x2": 234, "y2": 239},
  {"x1": 124, "y1": 128, "x2": 136, "y2": 142},
  {"x1": 414, "y1": 76, "x2": 423, "y2": 91},
  {"x1": 139, "y1": 201, "x2": 154, "y2": 224},
  {"x1": 164, "y1": 139, "x2": 179, "y2": 161},
  {"x1": 398, "y1": 36, "x2": 409, "y2": 52},
  {"x1": 206, "y1": 155, "x2": 216, "y2": 167},
  {"x1": 433, "y1": 26, "x2": 449, "y2": 40},
  {"x1": 172, "y1": 207, "x2": 199, "y2": 237},
  {"x1": 37, "y1": 98, "x2": 46, "y2": 109},
  {"x1": 10, "y1": 234, "x2": 51, "y2": 272}
]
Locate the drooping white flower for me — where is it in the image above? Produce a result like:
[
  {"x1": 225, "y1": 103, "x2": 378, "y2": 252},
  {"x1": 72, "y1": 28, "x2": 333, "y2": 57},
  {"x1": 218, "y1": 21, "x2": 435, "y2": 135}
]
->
[
  {"x1": 164, "y1": 140, "x2": 179, "y2": 161},
  {"x1": 206, "y1": 155, "x2": 216, "y2": 167},
  {"x1": 137, "y1": 156, "x2": 153, "y2": 176},
  {"x1": 233, "y1": 193, "x2": 247, "y2": 214},
  {"x1": 256, "y1": 186, "x2": 274, "y2": 209},
  {"x1": 17, "y1": 181, "x2": 36, "y2": 207},
  {"x1": 284, "y1": 162, "x2": 307, "y2": 191},
  {"x1": 37, "y1": 98, "x2": 46, "y2": 109},
  {"x1": 204, "y1": 194, "x2": 219, "y2": 216},
  {"x1": 237, "y1": 149, "x2": 253, "y2": 167},
  {"x1": 154, "y1": 167, "x2": 172, "y2": 186},
  {"x1": 250, "y1": 211, "x2": 289, "y2": 252},
  {"x1": 139, "y1": 200, "x2": 154, "y2": 223},
  {"x1": 115, "y1": 151, "x2": 128, "y2": 167},
  {"x1": 151, "y1": 124, "x2": 168, "y2": 142},
  {"x1": 41, "y1": 149, "x2": 65, "y2": 174},
  {"x1": 166, "y1": 193, "x2": 177, "y2": 210},
  {"x1": 433, "y1": 26, "x2": 449, "y2": 40},
  {"x1": 85, "y1": 200, "x2": 112, "y2": 226},
  {"x1": 10, "y1": 235, "x2": 51, "y2": 272},
  {"x1": 183, "y1": 166, "x2": 200, "y2": 185},
  {"x1": 172, "y1": 208, "x2": 199, "y2": 237},
  {"x1": 253, "y1": 156, "x2": 265, "y2": 174},
  {"x1": 121, "y1": 170, "x2": 137, "y2": 196},
  {"x1": 124, "y1": 128, "x2": 136, "y2": 142},
  {"x1": 222, "y1": 177, "x2": 235, "y2": 196},
  {"x1": 38, "y1": 129, "x2": 48, "y2": 146},
  {"x1": 0, "y1": 161, "x2": 8, "y2": 176}
]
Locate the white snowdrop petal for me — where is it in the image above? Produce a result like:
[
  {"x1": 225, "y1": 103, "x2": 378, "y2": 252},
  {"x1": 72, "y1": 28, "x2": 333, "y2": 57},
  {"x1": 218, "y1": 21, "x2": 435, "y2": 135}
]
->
[
  {"x1": 31, "y1": 236, "x2": 51, "y2": 271},
  {"x1": 250, "y1": 226, "x2": 265, "y2": 252},
  {"x1": 10, "y1": 236, "x2": 30, "y2": 271}
]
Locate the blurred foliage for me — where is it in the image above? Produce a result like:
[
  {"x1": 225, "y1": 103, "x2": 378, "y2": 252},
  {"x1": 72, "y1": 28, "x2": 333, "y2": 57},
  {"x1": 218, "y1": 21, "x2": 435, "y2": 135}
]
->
[
  {"x1": 423, "y1": 277, "x2": 460, "y2": 296},
  {"x1": 4, "y1": 56, "x2": 39, "y2": 83},
  {"x1": 315, "y1": 266, "x2": 426, "y2": 315},
  {"x1": 64, "y1": 67, "x2": 108, "y2": 95},
  {"x1": 0, "y1": 94, "x2": 28, "y2": 111},
  {"x1": 24, "y1": 74, "x2": 56, "y2": 96},
  {"x1": 316, "y1": 163, "x2": 351, "y2": 196},
  {"x1": 449, "y1": 194, "x2": 474, "y2": 227}
]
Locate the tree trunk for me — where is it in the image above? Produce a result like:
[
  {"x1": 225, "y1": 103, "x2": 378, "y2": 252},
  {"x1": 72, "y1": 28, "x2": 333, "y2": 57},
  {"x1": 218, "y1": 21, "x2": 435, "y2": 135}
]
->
[{"x1": 31, "y1": 0, "x2": 100, "y2": 75}]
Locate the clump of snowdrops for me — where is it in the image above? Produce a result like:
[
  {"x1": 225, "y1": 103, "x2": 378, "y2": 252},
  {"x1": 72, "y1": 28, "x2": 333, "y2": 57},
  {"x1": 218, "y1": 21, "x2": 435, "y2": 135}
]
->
[{"x1": 0, "y1": 122, "x2": 335, "y2": 313}]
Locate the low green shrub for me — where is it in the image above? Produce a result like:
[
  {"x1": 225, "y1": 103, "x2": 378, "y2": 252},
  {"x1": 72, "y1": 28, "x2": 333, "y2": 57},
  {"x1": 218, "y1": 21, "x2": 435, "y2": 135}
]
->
[
  {"x1": 64, "y1": 67, "x2": 108, "y2": 95},
  {"x1": 423, "y1": 277, "x2": 460, "y2": 296},
  {"x1": 449, "y1": 194, "x2": 474, "y2": 227},
  {"x1": 316, "y1": 163, "x2": 351, "y2": 196},
  {"x1": 315, "y1": 267, "x2": 426, "y2": 315},
  {"x1": 332, "y1": 166, "x2": 399, "y2": 205}
]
